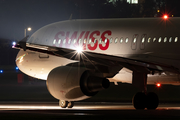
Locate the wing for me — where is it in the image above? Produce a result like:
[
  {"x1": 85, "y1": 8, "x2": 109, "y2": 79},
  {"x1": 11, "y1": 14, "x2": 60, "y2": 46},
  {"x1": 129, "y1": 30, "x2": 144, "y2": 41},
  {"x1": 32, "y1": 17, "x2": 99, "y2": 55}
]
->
[{"x1": 13, "y1": 37, "x2": 179, "y2": 75}]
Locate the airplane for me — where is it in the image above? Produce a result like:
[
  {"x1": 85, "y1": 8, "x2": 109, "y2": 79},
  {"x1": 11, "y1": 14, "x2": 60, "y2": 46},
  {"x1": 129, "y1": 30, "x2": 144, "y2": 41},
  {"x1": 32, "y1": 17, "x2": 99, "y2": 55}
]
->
[{"x1": 13, "y1": 16, "x2": 180, "y2": 110}]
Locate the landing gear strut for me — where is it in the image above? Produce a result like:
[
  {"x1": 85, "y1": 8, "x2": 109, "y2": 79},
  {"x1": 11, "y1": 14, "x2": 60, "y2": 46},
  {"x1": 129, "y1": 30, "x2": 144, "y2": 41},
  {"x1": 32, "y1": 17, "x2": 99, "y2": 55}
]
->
[
  {"x1": 132, "y1": 92, "x2": 159, "y2": 110},
  {"x1": 132, "y1": 71, "x2": 159, "y2": 110},
  {"x1": 59, "y1": 100, "x2": 74, "y2": 108}
]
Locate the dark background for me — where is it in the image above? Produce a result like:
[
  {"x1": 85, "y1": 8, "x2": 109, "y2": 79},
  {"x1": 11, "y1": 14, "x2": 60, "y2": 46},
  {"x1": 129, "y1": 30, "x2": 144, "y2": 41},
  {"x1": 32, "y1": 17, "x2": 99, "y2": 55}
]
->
[{"x1": 0, "y1": 0, "x2": 180, "y2": 103}]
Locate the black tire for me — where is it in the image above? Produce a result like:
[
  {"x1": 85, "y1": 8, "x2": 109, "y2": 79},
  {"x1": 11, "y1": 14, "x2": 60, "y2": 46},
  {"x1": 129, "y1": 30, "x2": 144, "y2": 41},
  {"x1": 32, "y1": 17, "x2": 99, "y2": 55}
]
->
[
  {"x1": 67, "y1": 101, "x2": 74, "y2": 108},
  {"x1": 146, "y1": 92, "x2": 159, "y2": 110},
  {"x1": 59, "y1": 100, "x2": 68, "y2": 108},
  {"x1": 132, "y1": 92, "x2": 146, "y2": 110}
]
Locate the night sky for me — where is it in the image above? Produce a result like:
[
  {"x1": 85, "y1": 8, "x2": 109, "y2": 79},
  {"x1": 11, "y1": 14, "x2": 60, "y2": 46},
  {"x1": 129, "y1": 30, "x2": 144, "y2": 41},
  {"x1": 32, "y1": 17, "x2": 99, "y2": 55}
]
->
[
  {"x1": 0, "y1": 0, "x2": 76, "y2": 40},
  {"x1": 1, "y1": 0, "x2": 180, "y2": 41}
]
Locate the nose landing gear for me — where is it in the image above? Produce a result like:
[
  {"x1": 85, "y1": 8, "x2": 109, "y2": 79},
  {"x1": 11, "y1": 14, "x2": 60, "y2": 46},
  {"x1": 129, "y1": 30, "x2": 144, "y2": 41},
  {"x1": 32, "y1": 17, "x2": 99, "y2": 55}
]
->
[{"x1": 59, "y1": 100, "x2": 74, "y2": 108}]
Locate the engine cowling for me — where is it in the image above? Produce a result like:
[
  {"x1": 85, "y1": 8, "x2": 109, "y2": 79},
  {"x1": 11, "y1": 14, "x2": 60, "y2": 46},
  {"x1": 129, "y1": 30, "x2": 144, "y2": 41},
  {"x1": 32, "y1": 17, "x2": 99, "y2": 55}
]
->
[{"x1": 46, "y1": 66, "x2": 110, "y2": 101}]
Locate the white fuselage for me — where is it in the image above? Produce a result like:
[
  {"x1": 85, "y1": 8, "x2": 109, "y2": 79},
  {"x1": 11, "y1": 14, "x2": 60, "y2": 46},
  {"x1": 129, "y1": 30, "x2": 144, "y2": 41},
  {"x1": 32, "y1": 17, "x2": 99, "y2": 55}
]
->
[{"x1": 16, "y1": 18, "x2": 180, "y2": 85}]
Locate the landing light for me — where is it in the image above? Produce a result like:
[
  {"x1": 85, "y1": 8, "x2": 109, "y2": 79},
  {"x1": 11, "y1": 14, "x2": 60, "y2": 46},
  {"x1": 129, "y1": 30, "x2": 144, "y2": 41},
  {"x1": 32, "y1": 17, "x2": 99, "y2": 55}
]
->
[
  {"x1": 76, "y1": 46, "x2": 83, "y2": 54},
  {"x1": 12, "y1": 41, "x2": 16, "y2": 47}
]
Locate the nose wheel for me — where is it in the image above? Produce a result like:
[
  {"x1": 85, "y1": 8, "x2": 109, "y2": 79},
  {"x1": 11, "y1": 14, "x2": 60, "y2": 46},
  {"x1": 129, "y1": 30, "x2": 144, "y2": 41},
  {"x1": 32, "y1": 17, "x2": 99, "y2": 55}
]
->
[
  {"x1": 132, "y1": 92, "x2": 159, "y2": 110},
  {"x1": 59, "y1": 100, "x2": 74, "y2": 108}
]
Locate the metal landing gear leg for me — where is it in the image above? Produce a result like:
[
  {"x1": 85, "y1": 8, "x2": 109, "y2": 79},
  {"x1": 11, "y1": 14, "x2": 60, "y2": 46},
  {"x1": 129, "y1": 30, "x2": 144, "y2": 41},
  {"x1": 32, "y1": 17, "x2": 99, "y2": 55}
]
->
[
  {"x1": 132, "y1": 72, "x2": 159, "y2": 110},
  {"x1": 59, "y1": 100, "x2": 74, "y2": 108}
]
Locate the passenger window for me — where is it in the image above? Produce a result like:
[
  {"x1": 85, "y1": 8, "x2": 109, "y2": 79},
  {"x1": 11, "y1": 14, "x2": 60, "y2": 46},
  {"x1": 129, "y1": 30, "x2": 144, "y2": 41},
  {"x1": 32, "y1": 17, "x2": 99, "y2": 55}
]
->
[
  {"x1": 175, "y1": 37, "x2": 178, "y2": 42},
  {"x1": 79, "y1": 39, "x2": 81, "y2": 44},
  {"x1": 94, "y1": 39, "x2": 97, "y2": 43},
  {"x1": 68, "y1": 39, "x2": 71, "y2": 44},
  {"x1": 58, "y1": 39, "x2": 61, "y2": 44},
  {"x1": 153, "y1": 38, "x2": 156, "y2": 42},
  {"x1": 148, "y1": 38, "x2": 151, "y2": 43},
  {"x1": 115, "y1": 37, "x2": 118, "y2": 43},
  {"x1": 89, "y1": 39, "x2": 92, "y2": 43},
  {"x1": 63, "y1": 39, "x2": 66, "y2": 44},
  {"x1": 84, "y1": 39, "x2": 86, "y2": 43},
  {"x1": 125, "y1": 38, "x2": 128, "y2": 43},
  {"x1": 158, "y1": 37, "x2": 161, "y2": 42},
  {"x1": 74, "y1": 39, "x2": 76, "y2": 44},
  {"x1": 110, "y1": 38, "x2": 113, "y2": 43},
  {"x1": 120, "y1": 38, "x2": 123, "y2": 43},
  {"x1": 169, "y1": 37, "x2": 172, "y2": 42},
  {"x1": 53, "y1": 39, "x2": 56, "y2": 44},
  {"x1": 140, "y1": 35, "x2": 146, "y2": 50},
  {"x1": 164, "y1": 37, "x2": 167, "y2": 42},
  {"x1": 133, "y1": 38, "x2": 136, "y2": 43},
  {"x1": 142, "y1": 37, "x2": 145, "y2": 43},
  {"x1": 105, "y1": 38, "x2": 107, "y2": 43},
  {"x1": 99, "y1": 38, "x2": 102, "y2": 43}
]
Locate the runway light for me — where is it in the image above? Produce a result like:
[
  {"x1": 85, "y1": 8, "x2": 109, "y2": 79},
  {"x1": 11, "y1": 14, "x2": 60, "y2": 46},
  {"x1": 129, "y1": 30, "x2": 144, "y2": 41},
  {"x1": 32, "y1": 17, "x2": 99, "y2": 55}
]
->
[
  {"x1": 16, "y1": 67, "x2": 19, "y2": 70},
  {"x1": 0, "y1": 70, "x2": 3, "y2": 73},
  {"x1": 156, "y1": 83, "x2": 161, "y2": 88}
]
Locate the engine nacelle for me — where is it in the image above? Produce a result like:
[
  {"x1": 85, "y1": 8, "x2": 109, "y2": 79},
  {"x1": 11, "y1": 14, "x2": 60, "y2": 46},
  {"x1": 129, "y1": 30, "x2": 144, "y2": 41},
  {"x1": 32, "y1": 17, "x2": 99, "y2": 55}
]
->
[{"x1": 46, "y1": 66, "x2": 110, "y2": 101}]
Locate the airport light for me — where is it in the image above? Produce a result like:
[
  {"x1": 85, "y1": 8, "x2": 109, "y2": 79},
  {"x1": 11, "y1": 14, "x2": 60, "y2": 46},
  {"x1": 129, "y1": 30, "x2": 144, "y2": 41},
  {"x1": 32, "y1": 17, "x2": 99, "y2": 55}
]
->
[
  {"x1": 15, "y1": 67, "x2": 19, "y2": 70},
  {"x1": 12, "y1": 41, "x2": 16, "y2": 46},
  {"x1": 24, "y1": 27, "x2": 32, "y2": 37},
  {"x1": 163, "y1": 15, "x2": 168, "y2": 20},
  {"x1": 12, "y1": 41, "x2": 16, "y2": 48},
  {"x1": 0, "y1": 70, "x2": 3, "y2": 73},
  {"x1": 156, "y1": 83, "x2": 161, "y2": 88}
]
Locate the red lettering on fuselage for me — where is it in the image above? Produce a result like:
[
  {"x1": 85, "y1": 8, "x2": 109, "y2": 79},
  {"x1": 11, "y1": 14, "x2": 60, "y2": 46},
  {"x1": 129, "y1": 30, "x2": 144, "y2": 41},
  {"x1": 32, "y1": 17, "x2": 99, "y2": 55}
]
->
[
  {"x1": 54, "y1": 31, "x2": 65, "y2": 47},
  {"x1": 53, "y1": 30, "x2": 111, "y2": 51},
  {"x1": 88, "y1": 31, "x2": 100, "y2": 51},
  {"x1": 99, "y1": 30, "x2": 111, "y2": 50},
  {"x1": 82, "y1": 31, "x2": 90, "y2": 50}
]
